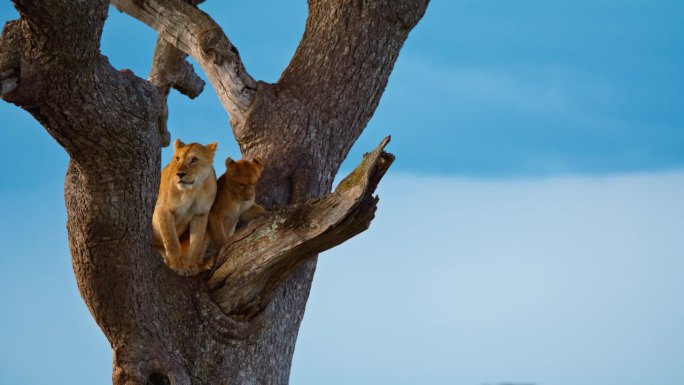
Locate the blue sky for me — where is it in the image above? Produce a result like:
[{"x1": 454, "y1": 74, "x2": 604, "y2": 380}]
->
[
  {"x1": 1, "y1": 1, "x2": 683, "y2": 384},
  {"x1": 4, "y1": 0, "x2": 683, "y2": 180}
]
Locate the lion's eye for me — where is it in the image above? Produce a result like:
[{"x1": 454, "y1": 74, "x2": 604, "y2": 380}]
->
[
  {"x1": 239, "y1": 184, "x2": 245, "y2": 189},
  {"x1": 175, "y1": 156, "x2": 180, "y2": 162},
  {"x1": 190, "y1": 157, "x2": 199, "y2": 164}
]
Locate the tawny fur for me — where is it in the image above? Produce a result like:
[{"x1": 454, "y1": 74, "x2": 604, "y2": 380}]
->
[
  {"x1": 209, "y1": 157, "x2": 268, "y2": 249},
  {"x1": 152, "y1": 139, "x2": 217, "y2": 276}
]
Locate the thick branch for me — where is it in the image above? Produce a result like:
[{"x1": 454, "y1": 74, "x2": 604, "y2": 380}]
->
[
  {"x1": 2, "y1": 1, "x2": 163, "y2": 171},
  {"x1": 111, "y1": 0, "x2": 257, "y2": 127},
  {"x1": 237, "y1": 0, "x2": 429, "y2": 192},
  {"x1": 11, "y1": 0, "x2": 107, "y2": 66},
  {"x1": 207, "y1": 137, "x2": 394, "y2": 315}
]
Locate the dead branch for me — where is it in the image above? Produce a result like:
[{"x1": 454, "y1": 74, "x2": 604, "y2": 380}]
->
[
  {"x1": 207, "y1": 137, "x2": 395, "y2": 316},
  {"x1": 111, "y1": 0, "x2": 257, "y2": 127}
]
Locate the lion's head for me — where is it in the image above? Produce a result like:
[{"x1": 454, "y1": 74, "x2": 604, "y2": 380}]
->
[
  {"x1": 224, "y1": 157, "x2": 264, "y2": 202},
  {"x1": 171, "y1": 139, "x2": 217, "y2": 190}
]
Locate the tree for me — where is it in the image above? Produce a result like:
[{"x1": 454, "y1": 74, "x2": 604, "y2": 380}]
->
[{"x1": 0, "y1": 0, "x2": 429, "y2": 383}]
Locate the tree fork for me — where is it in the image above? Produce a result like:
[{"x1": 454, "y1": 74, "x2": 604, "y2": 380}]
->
[{"x1": 111, "y1": 0, "x2": 258, "y2": 129}]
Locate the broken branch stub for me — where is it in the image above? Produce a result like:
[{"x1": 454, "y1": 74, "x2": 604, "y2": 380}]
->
[
  {"x1": 207, "y1": 137, "x2": 395, "y2": 315},
  {"x1": 149, "y1": 36, "x2": 204, "y2": 98},
  {"x1": 149, "y1": 34, "x2": 205, "y2": 147}
]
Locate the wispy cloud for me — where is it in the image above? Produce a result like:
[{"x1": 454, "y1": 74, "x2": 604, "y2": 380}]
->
[{"x1": 294, "y1": 171, "x2": 684, "y2": 385}]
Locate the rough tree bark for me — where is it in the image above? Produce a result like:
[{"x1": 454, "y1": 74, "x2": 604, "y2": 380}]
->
[{"x1": 0, "y1": 0, "x2": 428, "y2": 384}]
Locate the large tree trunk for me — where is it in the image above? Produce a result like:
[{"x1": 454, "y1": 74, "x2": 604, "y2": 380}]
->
[{"x1": 0, "y1": 0, "x2": 428, "y2": 384}]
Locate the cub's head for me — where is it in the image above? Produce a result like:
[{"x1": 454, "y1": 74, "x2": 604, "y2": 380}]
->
[
  {"x1": 171, "y1": 139, "x2": 217, "y2": 190},
  {"x1": 224, "y1": 157, "x2": 264, "y2": 202}
]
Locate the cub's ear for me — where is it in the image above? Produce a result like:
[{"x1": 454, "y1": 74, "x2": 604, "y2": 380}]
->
[
  {"x1": 252, "y1": 157, "x2": 264, "y2": 172},
  {"x1": 225, "y1": 157, "x2": 236, "y2": 168},
  {"x1": 174, "y1": 139, "x2": 186, "y2": 150},
  {"x1": 205, "y1": 142, "x2": 218, "y2": 154}
]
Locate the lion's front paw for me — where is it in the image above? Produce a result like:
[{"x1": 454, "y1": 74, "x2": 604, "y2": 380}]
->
[
  {"x1": 198, "y1": 256, "x2": 215, "y2": 272},
  {"x1": 165, "y1": 259, "x2": 200, "y2": 276},
  {"x1": 174, "y1": 265, "x2": 201, "y2": 276},
  {"x1": 178, "y1": 261, "x2": 203, "y2": 276}
]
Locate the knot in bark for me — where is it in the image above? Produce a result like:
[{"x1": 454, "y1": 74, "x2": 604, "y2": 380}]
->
[
  {"x1": 196, "y1": 289, "x2": 266, "y2": 343},
  {"x1": 113, "y1": 346, "x2": 191, "y2": 385},
  {"x1": 0, "y1": 21, "x2": 23, "y2": 98},
  {"x1": 199, "y1": 27, "x2": 234, "y2": 66},
  {"x1": 383, "y1": 0, "x2": 431, "y2": 31}
]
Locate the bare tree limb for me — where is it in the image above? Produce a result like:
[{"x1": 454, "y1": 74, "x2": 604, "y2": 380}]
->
[
  {"x1": 111, "y1": 0, "x2": 257, "y2": 127},
  {"x1": 275, "y1": 0, "x2": 430, "y2": 148},
  {"x1": 2, "y1": 1, "x2": 163, "y2": 170},
  {"x1": 235, "y1": 0, "x2": 429, "y2": 200},
  {"x1": 208, "y1": 137, "x2": 394, "y2": 316}
]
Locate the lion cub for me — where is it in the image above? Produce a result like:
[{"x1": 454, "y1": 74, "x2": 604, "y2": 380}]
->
[
  {"x1": 209, "y1": 157, "x2": 268, "y2": 248},
  {"x1": 153, "y1": 139, "x2": 217, "y2": 276}
]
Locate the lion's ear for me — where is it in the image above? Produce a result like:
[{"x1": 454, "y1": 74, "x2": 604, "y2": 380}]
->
[
  {"x1": 253, "y1": 157, "x2": 264, "y2": 173},
  {"x1": 205, "y1": 142, "x2": 218, "y2": 154},
  {"x1": 174, "y1": 139, "x2": 186, "y2": 150},
  {"x1": 225, "y1": 157, "x2": 235, "y2": 168}
]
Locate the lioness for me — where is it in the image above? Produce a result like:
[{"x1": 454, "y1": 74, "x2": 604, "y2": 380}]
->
[
  {"x1": 209, "y1": 157, "x2": 268, "y2": 248},
  {"x1": 153, "y1": 139, "x2": 217, "y2": 275}
]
